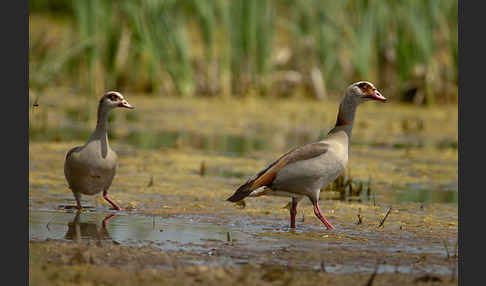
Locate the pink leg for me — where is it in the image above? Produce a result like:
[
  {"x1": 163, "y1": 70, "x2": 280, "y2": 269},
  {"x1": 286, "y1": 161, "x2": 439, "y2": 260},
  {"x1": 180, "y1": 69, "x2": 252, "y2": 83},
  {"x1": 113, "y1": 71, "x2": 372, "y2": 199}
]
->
[
  {"x1": 74, "y1": 193, "x2": 82, "y2": 209},
  {"x1": 103, "y1": 191, "x2": 122, "y2": 211},
  {"x1": 290, "y1": 198, "x2": 298, "y2": 228},
  {"x1": 313, "y1": 201, "x2": 334, "y2": 230}
]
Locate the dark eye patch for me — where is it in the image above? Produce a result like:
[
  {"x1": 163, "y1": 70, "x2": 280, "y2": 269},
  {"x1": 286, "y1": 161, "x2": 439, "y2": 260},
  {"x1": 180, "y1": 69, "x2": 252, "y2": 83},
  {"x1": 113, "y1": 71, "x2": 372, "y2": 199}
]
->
[
  {"x1": 357, "y1": 82, "x2": 369, "y2": 88},
  {"x1": 107, "y1": 93, "x2": 119, "y2": 101}
]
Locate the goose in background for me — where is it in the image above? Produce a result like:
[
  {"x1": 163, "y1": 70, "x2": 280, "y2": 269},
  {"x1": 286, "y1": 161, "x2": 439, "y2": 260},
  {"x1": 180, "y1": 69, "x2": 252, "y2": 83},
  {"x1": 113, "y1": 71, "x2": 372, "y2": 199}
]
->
[{"x1": 64, "y1": 91, "x2": 134, "y2": 210}]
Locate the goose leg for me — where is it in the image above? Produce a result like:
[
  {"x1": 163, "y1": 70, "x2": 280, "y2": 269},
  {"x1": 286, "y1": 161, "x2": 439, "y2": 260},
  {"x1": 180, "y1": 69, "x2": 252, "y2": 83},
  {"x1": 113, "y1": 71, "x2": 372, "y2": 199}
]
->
[
  {"x1": 312, "y1": 201, "x2": 334, "y2": 230},
  {"x1": 74, "y1": 192, "x2": 82, "y2": 209},
  {"x1": 290, "y1": 197, "x2": 298, "y2": 228},
  {"x1": 103, "y1": 191, "x2": 122, "y2": 211}
]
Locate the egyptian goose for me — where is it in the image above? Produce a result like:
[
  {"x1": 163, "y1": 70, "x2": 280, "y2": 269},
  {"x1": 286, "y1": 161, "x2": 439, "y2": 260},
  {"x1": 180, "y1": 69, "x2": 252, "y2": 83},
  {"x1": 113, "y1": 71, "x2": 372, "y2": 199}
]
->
[
  {"x1": 227, "y1": 81, "x2": 386, "y2": 230},
  {"x1": 64, "y1": 91, "x2": 134, "y2": 210}
]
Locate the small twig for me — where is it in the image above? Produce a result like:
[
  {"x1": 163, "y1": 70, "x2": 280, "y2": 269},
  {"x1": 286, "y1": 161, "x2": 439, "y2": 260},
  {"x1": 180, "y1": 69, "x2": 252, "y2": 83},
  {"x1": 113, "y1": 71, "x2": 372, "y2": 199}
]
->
[
  {"x1": 442, "y1": 240, "x2": 450, "y2": 259},
  {"x1": 46, "y1": 217, "x2": 53, "y2": 232},
  {"x1": 377, "y1": 207, "x2": 392, "y2": 228},
  {"x1": 367, "y1": 176, "x2": 372, "y2": 201},
  {"x1": 364, "y1": 260, "x2": 380, "y2": 286},
  {"x1": 450, "y1": 260, "x2": 457, "y2": 282},
  {"x1": 450, "y1": 239, "x2": 458, "y2": 282},
  {"x1": 147, "y1": 175, "x2": 154, "y2": 187},
  {"x1": 200, "y1": 161, "x2": 206, "y2": 176},
  {"x1": 357, "y1": 214, "x2": 363, "y2": 225},
  {"x1": 320, "y1": 260, "x2": 326, "y2": 273},
  {"x1": 453, "y1": 239, "x2": 458, "y2": 258},
  {"x1": 356, "y1": 208, "x2": 363, "y2": 225},
  {"x1": 75, "y1": 221, "x2": 81, "y2": 243}
]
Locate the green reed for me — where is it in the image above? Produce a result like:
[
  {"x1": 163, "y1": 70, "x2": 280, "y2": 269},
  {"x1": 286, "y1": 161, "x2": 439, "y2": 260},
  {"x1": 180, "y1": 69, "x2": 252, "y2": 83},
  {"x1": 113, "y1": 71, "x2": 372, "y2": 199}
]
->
[{"x1": 30, "y1": 0, "x2": 458, "y2": 104}]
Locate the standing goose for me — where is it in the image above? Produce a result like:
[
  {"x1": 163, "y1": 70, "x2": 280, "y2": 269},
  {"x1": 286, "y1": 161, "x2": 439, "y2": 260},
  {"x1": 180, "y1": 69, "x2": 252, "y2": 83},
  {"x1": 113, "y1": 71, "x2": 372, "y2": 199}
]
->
[
  {"x1": 64, "y1": 91, "x2": 134, "y2": 210},
  {"x1": 227, "y1": 81, "x2": 386, "y2": 230}
]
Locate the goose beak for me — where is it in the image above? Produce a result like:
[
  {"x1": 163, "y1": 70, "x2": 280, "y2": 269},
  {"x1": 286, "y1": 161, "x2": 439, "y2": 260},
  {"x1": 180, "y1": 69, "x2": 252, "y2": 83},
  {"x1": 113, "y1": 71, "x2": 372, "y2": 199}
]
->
[
  {"x1": 119, "y1": 100, "x2": 135, "y2": 109},
  {"x1": 373, "y1": 90, "x2": 387, "y2": 102},
  {"x1": 365, "y1": 89, "x2": 387, "y2": 102}
]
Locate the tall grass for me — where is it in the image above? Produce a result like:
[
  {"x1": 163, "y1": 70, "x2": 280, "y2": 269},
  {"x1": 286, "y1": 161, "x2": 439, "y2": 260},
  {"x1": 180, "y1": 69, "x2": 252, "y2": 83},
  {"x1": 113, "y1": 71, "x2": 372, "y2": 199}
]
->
[
  {"x1": 123, "y1": 0, "x2": 194, "y2": 94},
  {"x1": 228, "y1": 0, "x2": 275, "y2": 95},
  {"x1": 29, "y1": 0, "x2": 458, "y2": 104}
]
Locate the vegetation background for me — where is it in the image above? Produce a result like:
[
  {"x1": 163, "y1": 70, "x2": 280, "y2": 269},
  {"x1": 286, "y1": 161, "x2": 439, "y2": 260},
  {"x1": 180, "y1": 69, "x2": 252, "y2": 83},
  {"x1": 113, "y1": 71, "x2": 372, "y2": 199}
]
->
[
  {"x1": 30, "y1": 0, "x2": 457, "y2": 105},
  {"x1": 29, "y1": 3, "x2": 459, "y2": 283}
]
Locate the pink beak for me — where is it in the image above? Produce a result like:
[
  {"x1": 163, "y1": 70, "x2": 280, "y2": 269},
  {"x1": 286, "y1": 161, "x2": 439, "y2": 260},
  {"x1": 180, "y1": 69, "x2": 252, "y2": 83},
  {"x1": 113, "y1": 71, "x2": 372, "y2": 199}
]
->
[
  {"x1": 365, "y1": 89, "x2": 387, "y2": 102},
  {"x1": 119, "y1": 100, "x2": 135, "y2": 109}
]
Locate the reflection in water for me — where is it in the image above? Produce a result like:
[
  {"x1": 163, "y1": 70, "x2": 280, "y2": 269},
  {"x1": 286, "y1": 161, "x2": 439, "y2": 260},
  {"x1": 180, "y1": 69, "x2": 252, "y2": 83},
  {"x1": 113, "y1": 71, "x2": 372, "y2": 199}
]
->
[
  {"x1": 64, "y1": 211, "x2": 117, "y2": 242},
  {"x1": 30, "y1": 210, "x2": 251, "y2": 251}
]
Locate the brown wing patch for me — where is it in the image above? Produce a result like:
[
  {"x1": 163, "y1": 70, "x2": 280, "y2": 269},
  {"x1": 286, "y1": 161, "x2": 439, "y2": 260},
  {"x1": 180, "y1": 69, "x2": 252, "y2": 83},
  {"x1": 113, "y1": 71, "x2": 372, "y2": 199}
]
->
[
  {"x1": 250, "y1": 158, "x2": 287, "y2": 190},
  {"x1": 227, "y1": 142, "x2": 328, "y2": 202}
]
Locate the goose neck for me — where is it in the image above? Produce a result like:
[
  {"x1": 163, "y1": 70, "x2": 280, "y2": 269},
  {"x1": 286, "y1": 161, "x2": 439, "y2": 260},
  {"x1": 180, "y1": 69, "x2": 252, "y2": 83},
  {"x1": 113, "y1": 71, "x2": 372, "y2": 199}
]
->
[{"x1": 328, "y1": 96, "x2": 357, "y2": 138}]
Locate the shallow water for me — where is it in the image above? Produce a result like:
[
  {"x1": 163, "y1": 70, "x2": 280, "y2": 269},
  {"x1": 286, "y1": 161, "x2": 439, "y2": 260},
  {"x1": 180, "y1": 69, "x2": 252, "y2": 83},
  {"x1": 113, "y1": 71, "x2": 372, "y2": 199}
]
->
[
  {"x1": 30, "y1": 210, "x2": 255, "y2": 252},
  {"x1": 29, "y1": 209, "x2": 456, "y2": 275}
]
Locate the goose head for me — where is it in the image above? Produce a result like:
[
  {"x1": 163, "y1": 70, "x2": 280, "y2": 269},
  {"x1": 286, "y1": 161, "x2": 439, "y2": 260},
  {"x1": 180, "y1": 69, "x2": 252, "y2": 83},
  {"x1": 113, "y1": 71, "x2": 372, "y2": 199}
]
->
[
  {"x1": 100, "y1": 91, "x2": 135, "y2": 110},
  {"x1": 346, "y1": 81, "x2": 387, "y2": 104}
]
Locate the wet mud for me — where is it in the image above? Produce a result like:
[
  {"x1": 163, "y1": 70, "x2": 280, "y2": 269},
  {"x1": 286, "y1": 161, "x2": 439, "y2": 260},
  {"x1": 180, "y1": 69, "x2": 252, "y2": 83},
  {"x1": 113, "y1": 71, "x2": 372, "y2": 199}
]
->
[{"x1": 29, "y1": 94, "x2": 457, "y2": 285}]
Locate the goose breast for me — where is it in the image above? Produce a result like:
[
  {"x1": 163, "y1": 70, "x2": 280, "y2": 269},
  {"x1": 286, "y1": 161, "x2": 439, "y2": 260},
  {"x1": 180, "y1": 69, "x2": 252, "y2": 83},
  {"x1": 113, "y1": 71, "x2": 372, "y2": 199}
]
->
[{"x1": 64, "y1": 141, "x2": 118, "y2": 196}]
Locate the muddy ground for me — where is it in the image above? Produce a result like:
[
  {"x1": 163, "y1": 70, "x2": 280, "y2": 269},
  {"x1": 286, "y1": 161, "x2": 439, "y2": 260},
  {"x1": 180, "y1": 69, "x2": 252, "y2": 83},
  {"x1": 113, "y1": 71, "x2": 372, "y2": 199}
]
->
[
  {"x1": 29, "y1": 92, "x2": 457, "y2": 285},
  {"x1": 30, "y1": 240, "x2": 456, "y2": 286}
]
